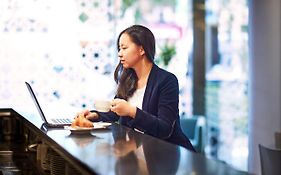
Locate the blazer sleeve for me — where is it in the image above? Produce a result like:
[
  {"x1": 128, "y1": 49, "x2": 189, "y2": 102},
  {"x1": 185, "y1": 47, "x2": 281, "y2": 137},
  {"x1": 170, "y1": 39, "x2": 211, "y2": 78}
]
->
[
  {"x1": 130, "y1": 72, "x2": 179, "y2": 139},
  {"x1": 89, "y1": 110, "x2": 119, "y2": 122}
]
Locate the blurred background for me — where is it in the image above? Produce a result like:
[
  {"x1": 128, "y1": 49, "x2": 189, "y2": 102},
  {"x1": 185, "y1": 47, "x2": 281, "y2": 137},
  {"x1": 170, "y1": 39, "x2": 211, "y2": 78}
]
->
[{"x1": 0, "y1": 0, "x2": 249, "y2": 172}]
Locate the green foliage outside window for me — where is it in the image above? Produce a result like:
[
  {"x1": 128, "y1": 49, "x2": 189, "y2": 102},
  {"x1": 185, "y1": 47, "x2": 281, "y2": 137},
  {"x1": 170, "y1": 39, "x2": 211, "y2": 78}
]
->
[{"x1": 158, "y1": 42, "x2": 176, "y2": 67}]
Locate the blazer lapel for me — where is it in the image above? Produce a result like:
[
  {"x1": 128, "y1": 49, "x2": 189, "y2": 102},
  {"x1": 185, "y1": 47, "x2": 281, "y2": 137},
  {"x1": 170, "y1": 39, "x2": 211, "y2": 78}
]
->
[{"x1": 142, "y1": 64, "x2": 157, "y2": 111}]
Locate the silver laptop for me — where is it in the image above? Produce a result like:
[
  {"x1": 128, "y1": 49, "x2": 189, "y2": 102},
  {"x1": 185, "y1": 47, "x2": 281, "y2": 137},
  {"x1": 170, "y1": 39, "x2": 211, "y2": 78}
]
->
[{"x1": 25, "y1": 82, "x2": 73, "y2": 128}]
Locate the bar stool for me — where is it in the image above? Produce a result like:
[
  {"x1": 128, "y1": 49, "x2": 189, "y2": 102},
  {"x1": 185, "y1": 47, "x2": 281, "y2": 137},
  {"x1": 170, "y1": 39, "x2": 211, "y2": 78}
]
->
[{"x1": 259, "y1": 144, "x2": 281, "y2": 175}]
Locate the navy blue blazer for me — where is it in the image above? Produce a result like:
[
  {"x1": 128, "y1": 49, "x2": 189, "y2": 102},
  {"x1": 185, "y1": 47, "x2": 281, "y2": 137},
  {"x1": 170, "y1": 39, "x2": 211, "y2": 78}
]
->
[{"x1": 92, "y1": 64, "x2": 195, "y2": 152}]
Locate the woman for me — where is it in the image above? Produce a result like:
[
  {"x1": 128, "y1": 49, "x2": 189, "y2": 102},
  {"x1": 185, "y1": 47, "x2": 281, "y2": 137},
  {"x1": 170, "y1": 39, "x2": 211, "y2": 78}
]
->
[{"x1": 76, "y1": 25, "x2": 195, "y2": 152}]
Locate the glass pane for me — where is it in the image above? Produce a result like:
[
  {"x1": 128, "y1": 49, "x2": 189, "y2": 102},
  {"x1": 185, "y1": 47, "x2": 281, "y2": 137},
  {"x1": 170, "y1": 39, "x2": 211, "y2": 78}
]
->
[{"x1": 205, "y1": 0, "x2": 249, "y2": 171}]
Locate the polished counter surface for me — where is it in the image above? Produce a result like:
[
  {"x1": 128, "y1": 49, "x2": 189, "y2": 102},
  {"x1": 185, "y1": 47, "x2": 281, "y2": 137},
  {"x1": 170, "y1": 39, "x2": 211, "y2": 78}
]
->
[{"x1": 1, "y1": 107, "x2": 249, "y2": 175}]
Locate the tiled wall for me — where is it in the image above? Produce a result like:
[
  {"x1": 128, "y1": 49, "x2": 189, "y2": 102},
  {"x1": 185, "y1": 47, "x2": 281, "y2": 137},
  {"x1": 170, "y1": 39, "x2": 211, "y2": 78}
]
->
[{"x1": 0, "y1": 0, "x2": 119, "y2": 109}]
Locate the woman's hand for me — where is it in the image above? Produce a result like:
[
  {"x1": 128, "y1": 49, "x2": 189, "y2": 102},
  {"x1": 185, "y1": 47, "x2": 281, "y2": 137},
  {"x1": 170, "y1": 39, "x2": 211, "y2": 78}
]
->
[
  {"x1": 71, "y1": 113, "x2": 93, "y2": 127},
  {"x1": 76, "y1": 109, "x2": 99, "y2": 121},
  {"x1": 110, "y1": 99, "x2": 136, "y2": 118}
]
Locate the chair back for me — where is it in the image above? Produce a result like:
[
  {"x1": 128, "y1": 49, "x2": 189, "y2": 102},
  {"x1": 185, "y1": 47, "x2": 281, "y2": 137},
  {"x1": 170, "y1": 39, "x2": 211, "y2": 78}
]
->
[
  {"x1": 180, "y1": 116, "x2": 206, "y2": 153},
  {"x1": 259, "y1": 144, "x2": 281, "y2": 175}
]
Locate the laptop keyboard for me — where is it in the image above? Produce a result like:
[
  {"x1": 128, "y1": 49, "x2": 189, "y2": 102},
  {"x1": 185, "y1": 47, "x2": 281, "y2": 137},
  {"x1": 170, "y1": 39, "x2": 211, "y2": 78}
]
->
[{"x1": 51, "y1": 118, "x2": 72, "y2": 124}]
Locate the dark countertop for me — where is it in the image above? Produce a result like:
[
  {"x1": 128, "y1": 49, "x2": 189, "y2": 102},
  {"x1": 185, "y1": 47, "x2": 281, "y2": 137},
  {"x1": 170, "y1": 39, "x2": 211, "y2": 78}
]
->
[{"x1": 1, "y1": 107, "x2": 249, "y2": 175}]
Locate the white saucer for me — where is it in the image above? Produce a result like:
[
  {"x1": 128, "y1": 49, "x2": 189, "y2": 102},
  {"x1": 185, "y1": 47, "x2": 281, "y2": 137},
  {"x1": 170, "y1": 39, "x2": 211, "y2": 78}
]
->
[
  {"x1": 93, "y1": 122, "x2": 112, "y2": 129},
  {"x1": 64, "y1": 126, "x2": 95, "y2": 134},
  {"x1": 64, "y1": 122, "x2": 112, "y2": 134}
]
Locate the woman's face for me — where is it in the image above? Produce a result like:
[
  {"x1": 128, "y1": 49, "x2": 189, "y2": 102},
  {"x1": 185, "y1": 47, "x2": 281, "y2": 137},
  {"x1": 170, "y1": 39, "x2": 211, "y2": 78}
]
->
[{"x1": 118, "y1": 33, "x2": 143, "y2": 69}]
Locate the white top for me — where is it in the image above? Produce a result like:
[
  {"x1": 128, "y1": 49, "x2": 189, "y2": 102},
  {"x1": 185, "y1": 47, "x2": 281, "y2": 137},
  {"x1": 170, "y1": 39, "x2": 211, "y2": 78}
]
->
[{"x1": 128, "y1": 86, "x2": 146, "y2": 110}]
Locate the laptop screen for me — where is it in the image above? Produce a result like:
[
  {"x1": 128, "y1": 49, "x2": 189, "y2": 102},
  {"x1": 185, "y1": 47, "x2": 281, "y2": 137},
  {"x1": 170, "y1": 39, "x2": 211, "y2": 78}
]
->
[
  {"x1": 25, "y1": 82, "x2": 48, "y2": 123},
  {"x1": 25, "y1": 82, "x2": 73, "y2": 127}
]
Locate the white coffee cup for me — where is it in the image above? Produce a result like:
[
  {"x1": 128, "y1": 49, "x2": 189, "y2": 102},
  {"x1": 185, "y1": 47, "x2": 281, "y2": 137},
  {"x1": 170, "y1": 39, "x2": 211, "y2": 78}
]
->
[{"x1": 94, "y1": 100, "x2": 111, "y2": 112}]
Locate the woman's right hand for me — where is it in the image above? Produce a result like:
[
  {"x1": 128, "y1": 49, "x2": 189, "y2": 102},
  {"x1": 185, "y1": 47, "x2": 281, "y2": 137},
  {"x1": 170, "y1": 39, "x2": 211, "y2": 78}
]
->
[
  {"x1": 71, "y1": 110, "x2": 99, "y2": 127},
  {"x1": 76, "y1": 109, "x2": 99, "y2": 121}
]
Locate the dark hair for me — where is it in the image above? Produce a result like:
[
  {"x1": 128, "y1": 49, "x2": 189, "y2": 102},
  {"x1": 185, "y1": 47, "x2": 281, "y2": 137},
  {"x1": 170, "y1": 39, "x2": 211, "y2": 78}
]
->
[{"x1": 114, "y1": 25, "x2": 155, "y2": 100}]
